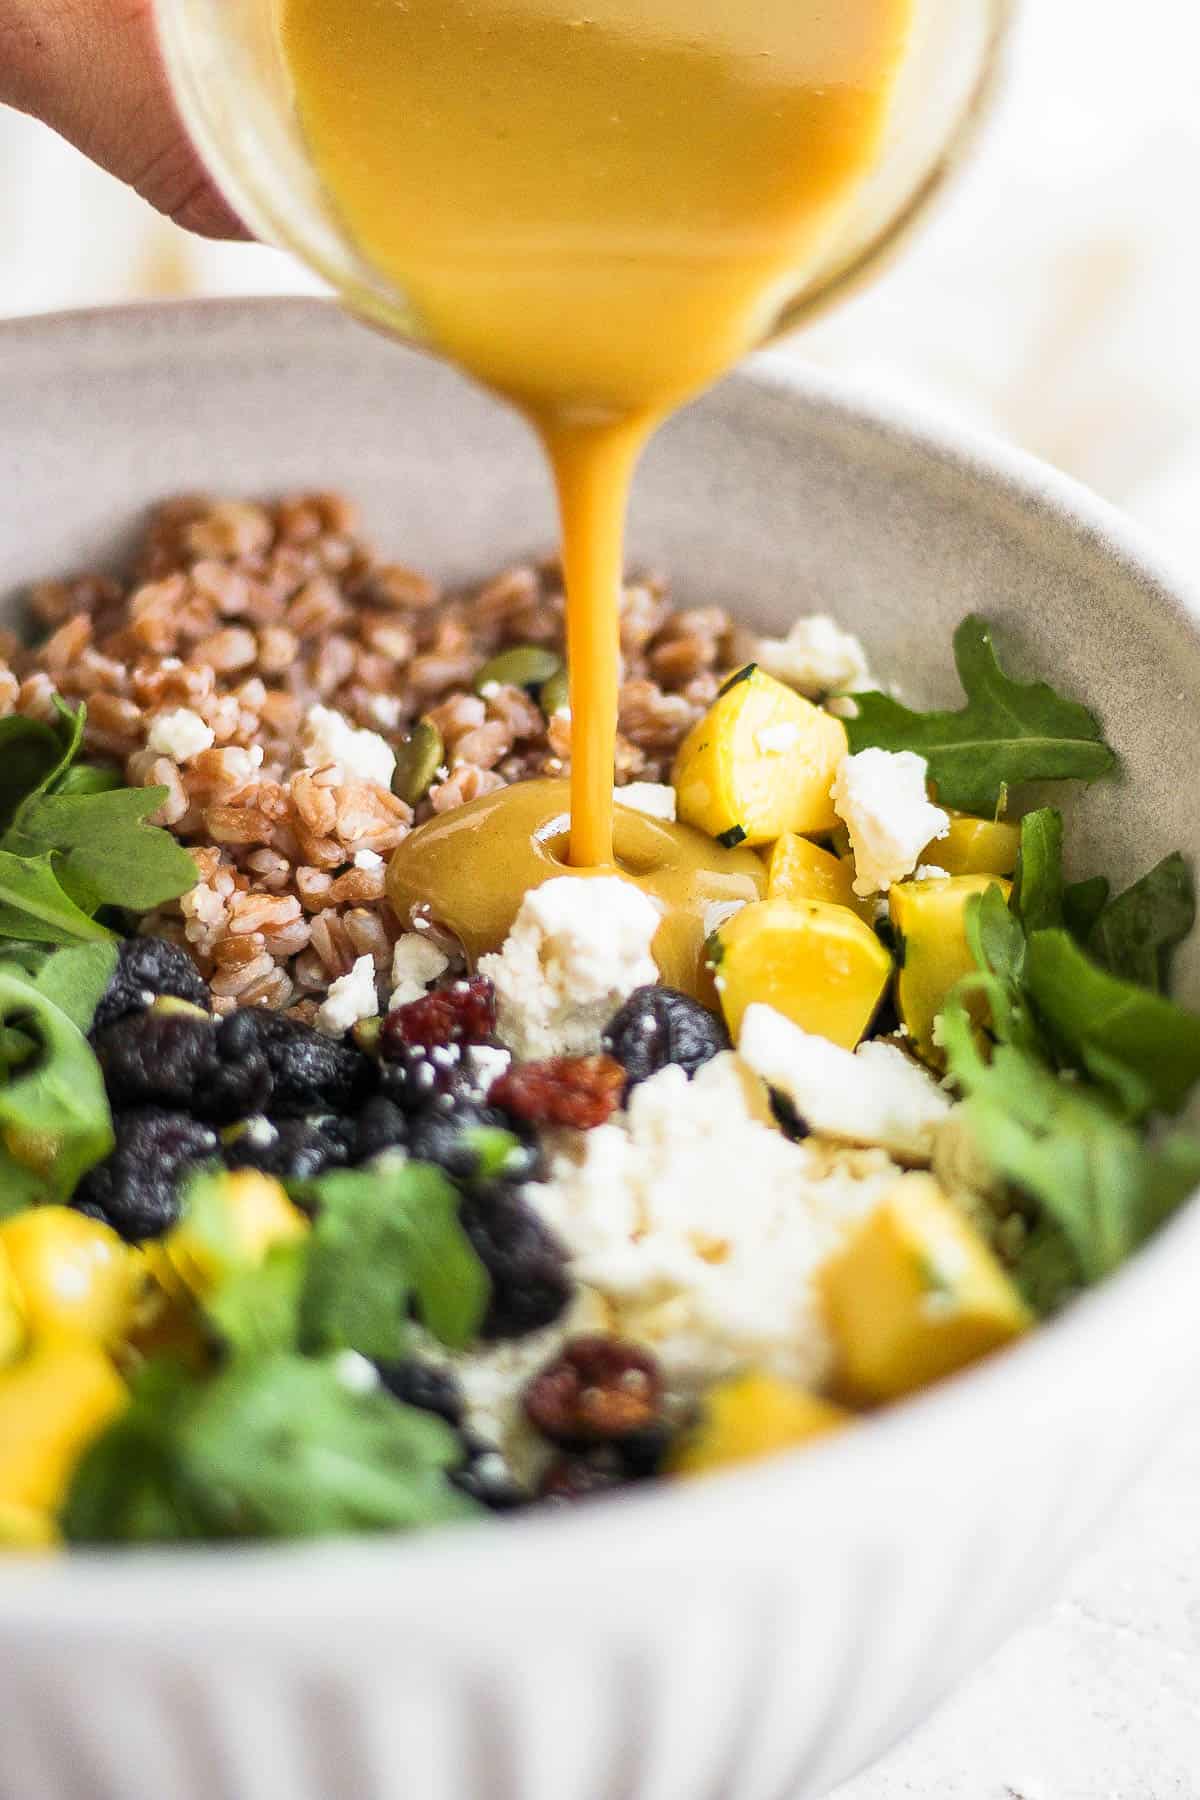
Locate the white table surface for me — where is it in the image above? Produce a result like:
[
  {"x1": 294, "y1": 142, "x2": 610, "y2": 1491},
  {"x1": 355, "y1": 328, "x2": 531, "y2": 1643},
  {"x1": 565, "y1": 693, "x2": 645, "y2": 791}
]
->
[{"x1": 831, "y1": 1415, "x2": 1200, "y2": 1800}]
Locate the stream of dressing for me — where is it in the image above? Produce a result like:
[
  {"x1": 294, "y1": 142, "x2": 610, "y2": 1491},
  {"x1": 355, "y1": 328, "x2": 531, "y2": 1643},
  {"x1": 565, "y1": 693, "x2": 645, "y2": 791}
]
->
[{"x1": 281, "y1": 0, "x2": 910, "y2": 880}]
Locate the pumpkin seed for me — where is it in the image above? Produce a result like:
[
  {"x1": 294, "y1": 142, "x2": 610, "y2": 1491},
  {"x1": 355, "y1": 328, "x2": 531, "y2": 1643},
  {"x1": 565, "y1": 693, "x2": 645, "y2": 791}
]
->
[
  {"x1": 538, "y1": 666, "x2": 571, "y2": 718},
  {"x1": 473, "y1": 645, "x2": 563, "y2": 698},
  {"x1": 391, "y1": 719, "x2": 444, "y2": 806}
]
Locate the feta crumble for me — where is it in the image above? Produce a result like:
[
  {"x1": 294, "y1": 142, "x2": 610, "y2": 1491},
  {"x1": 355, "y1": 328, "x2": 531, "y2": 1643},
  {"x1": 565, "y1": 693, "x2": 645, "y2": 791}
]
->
[
  {"x1": 146, "y1": 707, "x2": 215, "y2": 762},
  {"x1": 614, "y1": 782, "x2": 677, "y2": 822},
  {"x1": 913, "y1": 864, "x2": 951, "y2": 882},
  {"x1": 738, "y1": 1005, "x2": 953, "y2": 1165},
  {"x1": 755, "y1": 615, "x2": 872, "y2": 698},
  {"x1": 388, "y1": 932, "x2": 450, "y2": 1010},
  {"x1": 831, "y1": 748, "x2": 949, "y2": 896},
  {"x1": 527, "y1": 1054, "x2": 903, "y2": 1394},
  {"x1": 314, "y1": 953, "x2": 380, "y2": 1035},
  {"x1": 354, "y1": 848, "x2": 385, "y2": 871},
  {"x1": 300, "y1": 704, "x2": 396, "y2": 789},
  {"x1": 478, "y1": 875, "x2": 661, "y2": 1060}
]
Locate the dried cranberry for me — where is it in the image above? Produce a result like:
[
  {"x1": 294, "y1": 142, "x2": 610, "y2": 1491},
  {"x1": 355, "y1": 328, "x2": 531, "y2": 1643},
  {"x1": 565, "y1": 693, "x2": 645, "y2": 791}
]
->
[
  {"x1": 381, "y1": 975, "x2": 496, "y2": 1051},
  {"x1": 525, "y1": 1335, "x2": 661, "y2": 1447},
  {"x1": 537, "y1": 1447, "x2": 630, "y2": 1504},
  {"x1": 490, "y1": 1054, "x2": 625, "y2": 1130}
]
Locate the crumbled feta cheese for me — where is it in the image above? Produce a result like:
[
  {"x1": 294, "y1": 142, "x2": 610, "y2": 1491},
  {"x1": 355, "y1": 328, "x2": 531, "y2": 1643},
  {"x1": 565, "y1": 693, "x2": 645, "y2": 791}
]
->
[
  {"x1": 365, "y1": 692, "x2": 403, "y2": 731},
  {"x1": 300, "y1": 704, "x2": 396, "y2": 789},
  {"x1": 465, "y1": 1044, "x2": 512, "y2": 1094},
  {"x1": 614, "y1": 782, "x2": 677, "y2": 822},
  {"x1": 831, "y1": 748, "x2": 949, "y2": 896},
  {"x1": 354, "y1": 848, "x2": 385, "y2": 871},
  {"x1": 755, "y1": 721, "x2": 803, "y2": 755},
  {"x1": 388, "y1": 932, "x2": 450, "y2": 1010},
  {"x1": 527, "y1": 1053, "x2": 902, "y2": 1393},
  {"x1": 913, "y1": 864, "x2": 951, "y2": 882},
  {"x1": 235, "y1": 1115, "x2": 277, "y2": 1149},
  {"x1": 755, "y1": 615, "x2": 872, "y2": 697},
  {"x1": 146, "y1": 707, "x2": 215, "y2": 762},
  {"x1": 738, "y1": 1005, "x2": 953, "y2": 1164},
  {"x1": 314, "y1": 953, "x2": 379, "y2": 1035},
  {"x1": 479, "y1": 875, "x2": 661, "y2": 1060}
]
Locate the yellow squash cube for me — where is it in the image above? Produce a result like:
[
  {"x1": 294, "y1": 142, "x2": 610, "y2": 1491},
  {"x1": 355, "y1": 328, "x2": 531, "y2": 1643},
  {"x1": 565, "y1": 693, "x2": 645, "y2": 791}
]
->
[
  {"x1": 820, "y1": 1174, "x2": 1032, "y2": 1403},
  {"x1": 0, "y1": 1340, "x2": 126, "y2": 1513},
  {"x1": 925, "y1": 813, "x2": 1020, "y2": 878},
  {"x1": 160, "y1": 1169, "x2": 309, "y2": 1302},
  {"x1": 669, "y1": 1371, "x2": 852, "y2": 1477},
  {"x1": 889, "y1": 875, "x2": 1012, "y2": 1055},
  {"x1": 711, "y1": 897, "x2": 893, "y2": 1047},
  {"x1": 0, "y1": 1208, "x2": 137, "y2": 1351},
  {"x1": 765, "y1": 832, "x2": 875, "y2": 923},
  {"x1": 673, "y1": 666, "x2": 846, "y2": 847}
]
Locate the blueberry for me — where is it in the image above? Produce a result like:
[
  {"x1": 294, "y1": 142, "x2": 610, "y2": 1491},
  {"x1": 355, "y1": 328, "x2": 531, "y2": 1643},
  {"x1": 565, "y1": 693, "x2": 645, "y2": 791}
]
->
[
  {"x1": 224, "y1": 1116, "x2": 350, "y2": 1181},
  {"x1": 220, "y1": 1008, "x2": 374, "y2": 1116},
  {"x1": 376, "y1": 1359, "x2": 464, "y2": 1427},
  {"x1": 353, "y1": 1095, "x2": 410, "y2": 1164},
  {"x1": 405, "y1": 1100, "x2": 521, "y2": 1183},
  {"x1": 74, "y1": 1108, "x2": 218, "y2": 1241},
  {"x1": 451, "y1": 1432, "x2": 528, "y2": 1512},
  {"x1": 91, "y1": 936, "x2": 211, "y2": 1034},
  {"x1": 94, "y1": 1007, "x2": 271, "y2": 1123},
  {"x1": 602, "y1": 986, "x2": 728, "y2": 1091},
  {"x1": 376, "y1": 1042, "x2": 473, "y2": 1114},
  {"x1": 458, "y1": 1182, "x2": 573, "y2": 1340}
]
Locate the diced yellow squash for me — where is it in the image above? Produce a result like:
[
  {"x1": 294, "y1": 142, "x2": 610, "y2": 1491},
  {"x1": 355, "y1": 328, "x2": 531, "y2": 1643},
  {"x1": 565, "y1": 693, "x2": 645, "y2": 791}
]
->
[
  {"x1": 820, "y1": 1174, "x2": 1032, "y2": 1403},
  {"x1": 0, "y1": 1208, "x2": 137, "y2": 1351},
  {"x1": 0, "y1": 1341, "x2": 126, "y2": 1514},
  {"x1": 158, "y1": 1169, "x2": 308, "y2": 1302},
  {"x1": 925, "y1": 813, "x2": 1020, "y2": 878},
  {"x1": 0, "y1": 1245, "x2": 26, "y2": 1368},
  {"x1": 0, "y1": 1501, "x2": 59, "y2": 1552},
  {"x1": 765, "y1": 832, "x2": 875, "y2": 924},
  {"x1": 711, "y1": 897, "x2": 893, "y2": 1047},
  {"x1": 889, "y1": 875, "x2": 1012, "y2": 1055},
  {"x1": 669, "y1": 1371, "x2": 852, "y2": 1477},
  {"x1": 673, "y1": 665, "x2": 846, "y2": 847}
]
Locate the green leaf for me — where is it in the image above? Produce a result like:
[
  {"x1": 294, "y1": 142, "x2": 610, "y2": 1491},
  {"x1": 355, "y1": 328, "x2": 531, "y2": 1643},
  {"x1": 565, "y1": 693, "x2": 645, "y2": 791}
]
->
[
  {"x1": 0, "y1": 849, "x2": 113, "y2": 944},
  {"x1": 204, "y1": 1241, "x2": 308, "y2": 1359},
  {"x1": 941, "y1": 990, "x2": 1200, "y2": 1284},
  {"x1": 1086, "y1": 852, "x2": 1195, "y2": 994},
  {"x1": 847, "y1": 616, "x2": 1118, "y2": 813},
  {"x1": 1063, "y1": 876, "x2": 1110, "y2": 941},
  {"x1": 30, "y1": 941, "x2": 118, "y2": 1034},
  {"x1": 1024, "y1": 929, "x2": 1200, "y2": 1118},
  {"x1": 4, "y1": 788, "x2": 197, "y2": 913},
  {"x1": 297, "y1": 1161, "x2": 489, "y2": 1361},
  {"x1": 54, "y1": 764, "x2": 123, "y2": 799},
  {"x1": 965, "y1": 882, "x2": 1026, "y2": 990},
  {"x1": 1013, "y1": 807, "x2": 1064, "y2": 933},
  {"x1": 0, "y1": 967, "x2": 113, "y2": 1200},
  {"x1": 67, "y1": 1352, "x2": 476, "y2": 1543}
]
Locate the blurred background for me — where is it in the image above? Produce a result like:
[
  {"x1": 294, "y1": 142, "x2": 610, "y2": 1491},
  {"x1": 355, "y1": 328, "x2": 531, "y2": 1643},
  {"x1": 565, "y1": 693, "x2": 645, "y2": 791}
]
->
[{"x1": 2, "y1": 0, "x2": 1197, "y2": 568}]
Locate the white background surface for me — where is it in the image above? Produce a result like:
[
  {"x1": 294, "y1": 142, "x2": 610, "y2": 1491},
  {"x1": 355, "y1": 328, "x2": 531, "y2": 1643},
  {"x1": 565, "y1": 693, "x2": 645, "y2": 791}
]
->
[{"x1": 2, "y1": 1, "x2": 1199, "y2": 1792}]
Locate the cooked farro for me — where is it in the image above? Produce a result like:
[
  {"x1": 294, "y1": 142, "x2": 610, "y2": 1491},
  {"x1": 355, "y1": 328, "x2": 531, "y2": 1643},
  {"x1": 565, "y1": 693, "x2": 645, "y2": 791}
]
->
[{"x1": 3, "y1": 494, "x2": 736, "y2": 1017}]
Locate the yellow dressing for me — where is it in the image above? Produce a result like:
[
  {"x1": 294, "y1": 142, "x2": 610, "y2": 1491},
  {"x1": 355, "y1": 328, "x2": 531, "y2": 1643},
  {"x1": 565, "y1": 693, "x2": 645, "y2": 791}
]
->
[{"x1": 281, "y1": 0, "x2": 913, "y2": 875}]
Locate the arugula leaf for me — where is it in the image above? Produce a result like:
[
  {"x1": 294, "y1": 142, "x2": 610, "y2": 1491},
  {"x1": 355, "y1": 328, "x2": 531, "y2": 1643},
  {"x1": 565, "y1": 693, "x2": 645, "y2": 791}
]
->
[
  {"x1": 0, "y1": 966, "x2": 113, "y2": 1204},
  {"x1": 1013, "y1": 807, "x2": 1064, "y2": 933},
  {"x1": 54, "y1": 765, "x2": 123, "y2": 799},
  {"x1": 297, "y1": 1162, "x2": 489, "y2": 1360},
  {"x1": 64, "y1": 1352, "x2": 476, "y2": 1543},
  {"x1": 965, "y1": 881, "x2": 1026, "y2": 991},
  {"x1": 1024, "y1": 929, "x2": 1200, "y2": 1117},
  {"x1": 1063, "y1": 875, "x2": 1110, "y2": 941},
  {"x1": 0, "y1": 849, "x2": 113, "y2": 944},
  {"x1": 204, "y1": 1242, "x2": 308, "y2": 1359},
  {"x1": 847, "y1": 616, "x2": 1118, "y2": 812},
  {"x1": 1086, "y1": 852, "x2": 1195, "y2": 994},
  {"x1": 30, "y1": 941, "x2": 118, "y2": 1033},
  {"x1": 941, "y1": 991, "x2": 1200, "y2": 1285},
  {"x1": 4, "y1": 787, "x2": 198, "y2": 913}
]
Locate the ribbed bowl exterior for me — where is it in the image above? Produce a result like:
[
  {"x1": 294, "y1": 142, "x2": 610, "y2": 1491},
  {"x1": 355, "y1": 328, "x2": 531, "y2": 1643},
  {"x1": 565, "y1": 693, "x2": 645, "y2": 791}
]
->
[{"x1": 1, "y1": 302, "x2": 1198, "y2": 1800}]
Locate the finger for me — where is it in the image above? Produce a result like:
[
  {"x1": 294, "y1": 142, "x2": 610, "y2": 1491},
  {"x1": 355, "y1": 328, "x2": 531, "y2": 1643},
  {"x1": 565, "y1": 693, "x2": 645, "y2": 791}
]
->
[{"x1": 0, "y1": 0, "x2": 249, "y2": 239}]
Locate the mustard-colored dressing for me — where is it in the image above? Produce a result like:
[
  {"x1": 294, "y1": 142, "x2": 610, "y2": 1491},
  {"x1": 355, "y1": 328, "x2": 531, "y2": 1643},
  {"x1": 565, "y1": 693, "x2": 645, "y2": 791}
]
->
[{"x1": 280, "y1": 0, "x2": 911, "y2": 968}]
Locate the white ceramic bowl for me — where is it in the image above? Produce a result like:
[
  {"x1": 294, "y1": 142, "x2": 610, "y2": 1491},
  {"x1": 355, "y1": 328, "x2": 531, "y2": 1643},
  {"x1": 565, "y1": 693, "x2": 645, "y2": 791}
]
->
[{"x1": 1, "y1": 300, "x2": 1198, "y2": 1800}]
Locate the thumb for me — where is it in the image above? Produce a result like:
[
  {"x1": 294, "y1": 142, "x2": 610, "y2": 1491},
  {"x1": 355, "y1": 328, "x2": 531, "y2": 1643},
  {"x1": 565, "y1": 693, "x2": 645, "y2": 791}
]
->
[{"x1": 1, "y1": 0, "x2": 248, "y2": 239}]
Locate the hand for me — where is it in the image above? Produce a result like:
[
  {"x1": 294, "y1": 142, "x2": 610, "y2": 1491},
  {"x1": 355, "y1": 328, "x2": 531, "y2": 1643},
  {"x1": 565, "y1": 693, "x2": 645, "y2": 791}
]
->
[{"x1": 0, "y1": 0, "x2": 246, "y2": 238}]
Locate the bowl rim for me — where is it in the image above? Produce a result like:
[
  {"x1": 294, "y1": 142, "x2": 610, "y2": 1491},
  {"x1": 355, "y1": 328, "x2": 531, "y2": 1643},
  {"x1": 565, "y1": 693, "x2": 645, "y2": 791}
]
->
[{"x1": 1, "y1": 295, "x2": 1198, "y2": 1621}]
